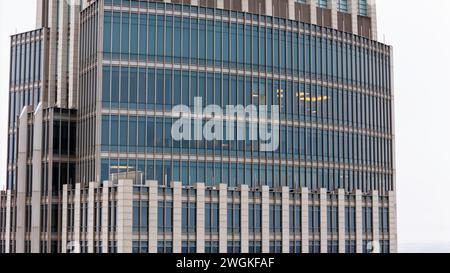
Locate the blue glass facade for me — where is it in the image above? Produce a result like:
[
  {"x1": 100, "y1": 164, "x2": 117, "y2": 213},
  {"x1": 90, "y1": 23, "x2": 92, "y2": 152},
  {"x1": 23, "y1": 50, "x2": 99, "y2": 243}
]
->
[
  {"x1": 7, "y1": 29, "x2": 46, "y2": 190},
  {"x1": 95, "y1": 0, "x2": 393, "y2": 195}
]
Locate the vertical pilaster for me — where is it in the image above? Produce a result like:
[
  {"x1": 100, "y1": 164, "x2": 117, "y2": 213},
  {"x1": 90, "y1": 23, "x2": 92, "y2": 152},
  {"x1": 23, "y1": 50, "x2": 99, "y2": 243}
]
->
[
  {"x1": 61, "y1": 184, "x2": 68, "y2": 253},
  {"x1": 5, "y1": 191, "x2": 11, "y2": 253},
  {"x1": 388, "y1": 191, "x2": 397, "y2": 253},
  {"x1": 31, "y1": 104, "x2": 43, "y2": 253},
  {"x1": 240, "y1": 185, "x2": 249, "y2": 253},
  {"x1": 117, "y1": 179, "x2": 133, "y2": 253},
  {"x1": 36, "y1": 0, "x2": 48, "y2": 28},
  {"x1": 172, "y1": 182, "x2": 182, "y2": 253},
  {"x1": 288, "y1": 0, "x2": 295, "y2": 20},
  {"x1": 349, "y1": 0, "x2": 359, "y2": 35},
  {"x1": 196, "y1": 183, "x2": 205, "y2": 254},
  {"x1": 16, "y1": 108, "x2": 30, "y2": 253},
  {"x1": 87, "y1": 182, "x2": 95, "y2": 253},
  {"x1": 355, "y1": 189, "x2": 363, "y2": 253},
  {"x1": 148, "y1": 181, "x2": 158, "y2": 253},
  {"x1": 101, "y1": 182, "x2": 109, "y2": 253},
  {"x1": 282, "y1": 187, "x2": 290, "y2": 253},
  {"x1": 68, "y1": 1, "x2": 81, "y2": 108},
  {"x1": 216, "y1": 0, "x2": 224, "y2": 9},
  {"x1": 368, "y1": 0, "x2": 378, "y2": 40},
  {"x1": 372, "y1": 190, "x2": 380, "y2": 254},
  {"x1": 57, "y1": 0, "x2": 69, "y2": 107},
  {"x1": 301, "y1": 187, "x2": 309, "y2": 253},
  {"x1": 47, "y1": 0, "x2": 58, "y2": 105},
  {"x1": 320, "y1": 188, "x2": 328, "y2": 253},
  {"x1": 261, "y1": 186, "x2": 270, "y2": 253},
  {"x1": 219, "y1": 184, "x2": 228, "y2": 253},
  {"x1": 241, "y1": 0, "x2": 249, "y2": 12},
  {"x1": 73, "y1": 183, "x2": 81, "y2": 253},
  {"x1": 308, "y1": 0, "x2": 317, "y2": 25},
  {"x1": 330, "y1": 0, "x2": 338, "y2": 30},
  {"x1": 265, "y1": 0, "x2": 273, "y2": 17},
  {"x1": 338, "y1": 189, "x2": 345, "y2": 253}
]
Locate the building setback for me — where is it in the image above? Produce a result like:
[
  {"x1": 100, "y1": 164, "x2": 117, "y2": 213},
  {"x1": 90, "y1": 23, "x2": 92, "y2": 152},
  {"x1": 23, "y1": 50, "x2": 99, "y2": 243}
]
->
[{"x1": 0, "y1": 0, "x2": 396, "y2": 254}]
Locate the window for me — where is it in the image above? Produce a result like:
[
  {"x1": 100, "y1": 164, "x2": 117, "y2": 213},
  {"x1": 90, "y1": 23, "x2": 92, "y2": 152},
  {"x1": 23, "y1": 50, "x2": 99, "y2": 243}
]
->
[
  {"x1": 158, "y1": 241, "x2": 173, "y2": 253},
  {"x1": 345, "y1": 206, "x2": 356, "y2": 234},
  {"x1": 205, "y1": 203, "x2": 219, "y2": 234},
  {"x1": 316, "y1": 0, "x2": 328, "y2": 9},
  {"x1": 182, "y1": 202, "x2": 197, "y2": 234},
  {"x1": 205, "y1": 241, "x2": 219, "y2": 253},
  {"x1": 328, "y1": 240, "x2": 339, "y2": 253},
  {"x1": 227, "y1": 204, "x2": 241, "y2": 234},
  {"x1": 249, "y1": 241, "x2": 262, "y2": 254},
  {"x1": 290, "y1": 241, "x2": 302, "y2": 254},
  {"x1": 249, "y1": 203, "x2": 262, "y2": 234},
  {"x1": 270, "y1": 204, "x2": 282, "y2": 234},
  {"x1": 132, "y1": 241, "x2": 148, "y2": 253},
  {"x1": 227, "y1": 241, "x2": 241, "y2": 254},
  {"x1": 345, "y1": 240, "x2": 356, "y2": 253},
  {"x1": 309, "y1": 240, "x2": 321, "y2": 253},
  {"x1": 270, "y1": 241, "x2": 282, "y2": 253},
  {"x1": 327, "y1": 206, "x2": 338, "y2": 234},
  {"x1": 290, "y1": 204, "x2": 301, "y2": 234},
  {"x1": 133, "y1": 201, "x2": 149, "y2": 234},
  {"x1": 158, "y1": 201, "x2": 173, "y2": 234},
  {"x1": 308, "y1": 206, "x2": 320, "y2": 233},
  {"x1": 182, "y1": 241, "x2": 197, "y2": 253},
  {"x1": 358, "y1": 0, "x2": 368, "y2": 16},
  {"x1": 337, "y1": 0, "x2": 348, "y2": 12}
]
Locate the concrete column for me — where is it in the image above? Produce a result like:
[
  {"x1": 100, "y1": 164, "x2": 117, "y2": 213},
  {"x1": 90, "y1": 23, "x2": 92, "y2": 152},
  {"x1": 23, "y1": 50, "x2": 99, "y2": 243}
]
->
[
  {"x1": 388, "y1": 191, "x2": 397, "y2": 253},
  {"x1": 36, "y1": 0, "x2": 48, "y2": 28},
  {"x1": 265, "y1": 0, "x2": 273, "y2": 17},
  {"x1": 73, "y1": 183, "x2": 81, "y2": 253},
  {"x1": 261, "y1": 186, "x2": 270, "y2": 253},
  {"x1": 16, "y1": 108, "x2": 30, "y2": 253},
  {"x1": 5, "y1": 191, "x2": 11, "y2": 253},
  {"x1": 330, "y1": 0, "x2": 338, "y2": 30},
  {"x1": 241, "y1": 0, "x2": 249, "y2": 12},
  {"x1": 87, "y1": 182, "x2": 95, "y2": 253},
  {"x1": 172, "y1": 182, "x2": 182, "y2": 253},
  {"x1": 368, "y1": 0, "x2": 378, "y2": 40},
  {"x1": 372, "y1": 190, "x2": 380, "y2": 254},
  {"x1": 68, "y1": 2, "x2": 81, "y2": 109},
  {"x1": 240, "y1": 185, "x2": 249, "y2": 254},
  {"x1": 31, "y1": 104, "x2": 43, "y2": 253},
  {"x1": 117, "y1": 179, "x2": 133, "y2": 253},
  {"x1": 196, "y1": 183, "x2": 205, "y2": 254},
  {"x1": 61, "y1": 184, "x2": 68, "y2": 253},
  {"x1": 288, "y1": 0, "x2": 295, "y2": 20},
  {"x1": 219, "y1": 184, "x2": 228, "y2": 253},
  {"x1": 148, "y1": 181, "x2": 158, "y2": 253},
  {"x1": 349, "y1": 0, "x2": 359, "y2": 36},
  {"x1": 355, "y1": 189, "x2": 363, "y2": 253},
  {"x1": 282, "y1": 187, "x2": 290, "y2": 253},
  {"x1": 320, "y1": 188, "x2": 328, "y2": 253},
  {"x1": 337, "y1": 189, "x2": 345, "y2": 253},
  {"x1": 47, "y1": 0, "x2": 59, "y2": 105},
  {"x1": 300, "y1": 187, "x2": 309, "y2": 253},
  {"x1": 308, "y1": 0, "x2": 317, "y2": 25},
  {"x1": 101, "y1": 182, "x2": 109, "y2": 253},
  {"x1": 57, "y1": 0, "x2": 69, "y2": 107},
  {"x1": 216, "y1": 0, "x2": 224, "y2": 9}
]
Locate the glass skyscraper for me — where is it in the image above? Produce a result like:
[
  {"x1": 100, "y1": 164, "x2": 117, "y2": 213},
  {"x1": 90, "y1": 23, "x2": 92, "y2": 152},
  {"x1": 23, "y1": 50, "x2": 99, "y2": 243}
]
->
[{"x1": 0, "y1": 0, "x2": 396, "y2": 254}]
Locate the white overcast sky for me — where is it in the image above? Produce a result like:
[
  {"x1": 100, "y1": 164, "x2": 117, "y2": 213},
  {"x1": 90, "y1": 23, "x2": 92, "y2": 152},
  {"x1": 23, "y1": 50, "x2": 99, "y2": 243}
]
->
[{"x1": 1, "y1": 0, "x2": 450, "y2": 253}]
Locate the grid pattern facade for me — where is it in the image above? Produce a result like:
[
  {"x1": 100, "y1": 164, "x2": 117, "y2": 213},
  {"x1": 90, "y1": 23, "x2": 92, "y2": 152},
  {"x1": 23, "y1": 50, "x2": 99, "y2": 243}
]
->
[{"x1": 0, "y1": 0, "x2": 395, "y2": 254}]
